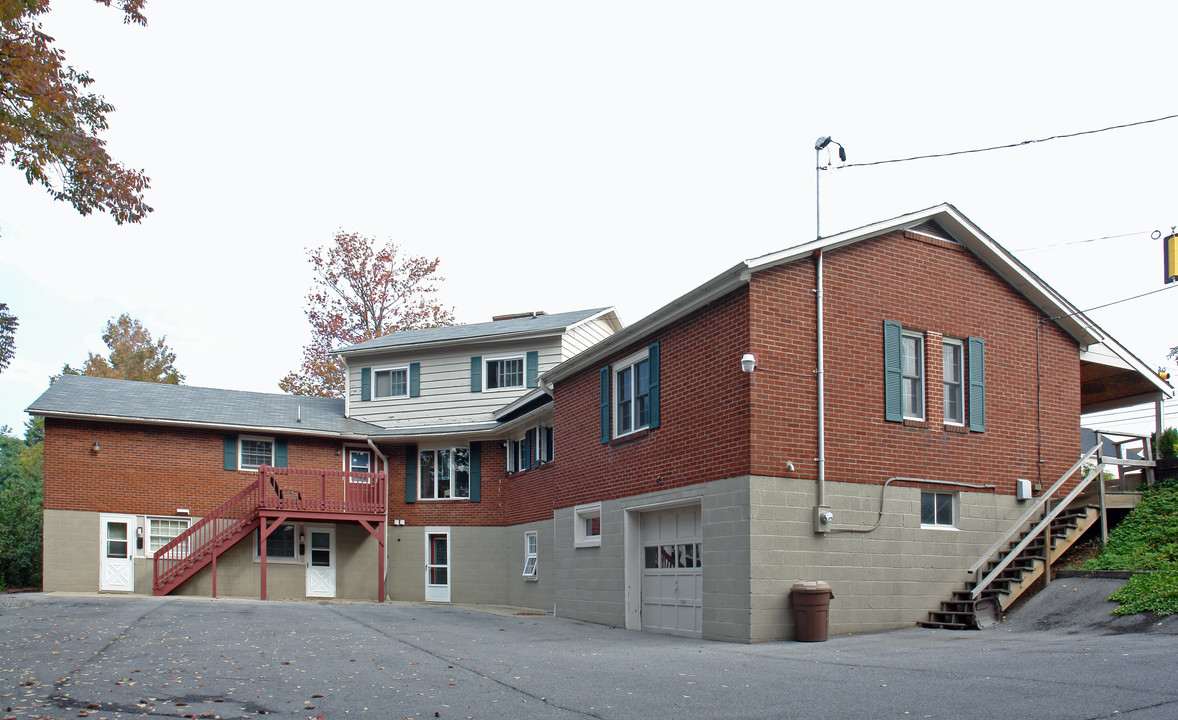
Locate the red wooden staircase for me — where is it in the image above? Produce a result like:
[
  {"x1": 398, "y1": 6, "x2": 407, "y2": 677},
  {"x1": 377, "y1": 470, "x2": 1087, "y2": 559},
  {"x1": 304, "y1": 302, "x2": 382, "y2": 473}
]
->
[
  {"x1": 153, "y1": 466, "x2": 388, "y2": 598},
  {"x1": 153, "y1": 481, "x2": 262, "y2": 596}
]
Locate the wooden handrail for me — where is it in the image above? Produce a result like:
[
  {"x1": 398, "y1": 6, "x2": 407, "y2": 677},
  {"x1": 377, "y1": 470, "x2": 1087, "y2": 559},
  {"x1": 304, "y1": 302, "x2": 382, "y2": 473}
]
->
[{"x1": 153, "y1": 480, "x2": 260, "y2": 592}]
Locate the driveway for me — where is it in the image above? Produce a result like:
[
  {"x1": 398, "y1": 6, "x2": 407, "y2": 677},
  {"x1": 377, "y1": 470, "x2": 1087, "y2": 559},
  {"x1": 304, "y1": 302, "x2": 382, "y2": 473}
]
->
[{"x1": 1, "y1": 581, "x2": 1176, "y2": 720}]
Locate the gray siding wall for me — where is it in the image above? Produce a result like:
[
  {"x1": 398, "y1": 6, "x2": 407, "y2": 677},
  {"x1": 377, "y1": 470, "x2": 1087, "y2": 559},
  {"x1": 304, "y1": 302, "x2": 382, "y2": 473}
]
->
[
  {"x1": 346, "y1": 338, "x2": 564, "y2": 427},
  {"x1": 561, "y1": 316, "x2": 618, "y2": 360}
]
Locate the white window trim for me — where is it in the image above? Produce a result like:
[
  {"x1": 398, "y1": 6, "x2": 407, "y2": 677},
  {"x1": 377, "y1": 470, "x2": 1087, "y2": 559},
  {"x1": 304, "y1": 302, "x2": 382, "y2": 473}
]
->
[
  {"x1": 417, "y1": 446, "x2": 471, "y2": 501},
  {"x1": 345, "y1": 447, "x2": 375, "y2": 482},
  {"x1": 483, "y1": 354, "x2": 526, "y2": 392},
  {"x1": 146, "y1": 516, "x2": 191, "y2": 558},
  {"x1": 239, "y1": 435, "x2": 275, "y2": 472},
  {"x1": 574, "y1": 502, "x2": 602, "y2": 548},
  {"x1": 373, "y1": 365, "x2": 410, "y2": 399},
  {"x1": 253, "y1": 522, "x2": 302, "y2": 563},
  {"x1": 522, "y1": 530, "x2": 538, "y2": 580},
  {"x1": 942, "y1": 338, "x2": 965, "y2": 426},
  {"x1": 901, "y1": 331, "x2": 925, "y2": 421},
  {"x1": 536, "y1": 425, "x2": 553, "y2": 464},
  {"x1": 920, "y1": 491, "x2": 959, "y2": 530},
  {"x1": 506, "y1": 435, "x2": 528, "y2": 474},
  {"x1": 613, "y1": 348, "x2": 651, "y2": 438}
]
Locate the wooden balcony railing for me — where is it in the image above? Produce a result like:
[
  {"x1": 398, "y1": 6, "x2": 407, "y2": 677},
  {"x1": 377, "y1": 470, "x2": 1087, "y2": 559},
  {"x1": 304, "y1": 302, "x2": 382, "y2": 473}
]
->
[{"x1": 258, "y1": 465, "x2": 387, "y2": 516}]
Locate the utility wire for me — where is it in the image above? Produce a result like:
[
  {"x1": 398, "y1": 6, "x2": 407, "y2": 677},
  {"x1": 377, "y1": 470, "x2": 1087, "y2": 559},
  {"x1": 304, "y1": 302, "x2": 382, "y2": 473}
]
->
[
  {"x1": 1044, "y1": 284, "x2": 1178, "y2": 322},
  {"x1": 834, "y1": 113, "x2": 1178, "y2": 169},
  {"x1": 1013, "y1": 230, "x2": 1150, "y2": 254}
]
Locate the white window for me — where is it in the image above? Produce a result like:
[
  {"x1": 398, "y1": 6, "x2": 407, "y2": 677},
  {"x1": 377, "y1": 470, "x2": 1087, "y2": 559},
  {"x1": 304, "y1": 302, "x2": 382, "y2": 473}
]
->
[
  {"x1": 374, "y1": 366, "x2": 409, "y2": 398},
  {"x1": 614, "y1": 350, "x2": 651, "y2": 437},
  {"x1": 419, "y1": 448, "x2": 471, "y2": 500},
  {"x1": 536, "y1": 425, "x2": 553, "y2": 463},
  {"x1": 239, "y1": 436, "x2": 274, "y2": 470},
  {"x1": 574, "y1": 502, "x2": 602, "y2": 548},
  {"x1": 485, "y1": 356, "x2": 524, "y2": 390},
  {"x1": 255, "y1": 523, "x2": 298, "y2": 560},
  {"x1": 148, "y1": 517, "x2": 190, "y2": 557},
  {"x1": 901, "y1": 333, "x2": 924, "y2": 420},
  {"x1": 522, "y1": 531, "x2": 538, "y2": 579},
  {"x1": 921, "y1": 491, "x2": 957, "y2": 528},
  {"x1": 347, "y1": 448, "x2": 374, "y2": 483},
  {"x1": 508, "y1": 436, "x2": 528, "y2": 473},
  {"x1": 942, "y1": 339, "x2": 964, "y2": 425}
]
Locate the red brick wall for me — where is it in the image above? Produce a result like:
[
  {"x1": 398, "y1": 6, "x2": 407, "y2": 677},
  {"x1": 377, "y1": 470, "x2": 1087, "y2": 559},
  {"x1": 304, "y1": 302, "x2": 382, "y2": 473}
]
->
[
  {"x1": 506, "y1": 289, "x2": 752, "y2": 525},
  {"x1": 43, "y1": 419, "x2": 362, "y2": 516},
  {"x1": 380, "y1": 442, "x2": 513, "y2": 526},
  {"x1": 748, "y1": 230, "x2": 1080, "y2": 492}
]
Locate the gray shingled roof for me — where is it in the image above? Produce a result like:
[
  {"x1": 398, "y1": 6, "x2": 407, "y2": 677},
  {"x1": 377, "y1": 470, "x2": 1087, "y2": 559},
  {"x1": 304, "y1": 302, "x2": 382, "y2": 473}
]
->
[
  {"x1": 27, "y1": 375, "x2": 381, "y2": 436},
  {"x1": 337, "y1": 307, "x2": 611, "y2": 355}
]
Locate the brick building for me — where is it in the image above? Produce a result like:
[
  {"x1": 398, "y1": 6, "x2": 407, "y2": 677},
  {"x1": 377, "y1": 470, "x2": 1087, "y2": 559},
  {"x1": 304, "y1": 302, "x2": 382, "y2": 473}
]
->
[{"x1": 30, "y1": 204, "x2": 1171, "y2": 642}]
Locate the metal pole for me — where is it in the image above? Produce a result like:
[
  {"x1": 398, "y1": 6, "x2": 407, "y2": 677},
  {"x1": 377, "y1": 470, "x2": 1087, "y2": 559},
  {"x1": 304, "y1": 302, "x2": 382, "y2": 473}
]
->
[{"x1": 816, "y1": 149, "x2": 822, "y2": 238}]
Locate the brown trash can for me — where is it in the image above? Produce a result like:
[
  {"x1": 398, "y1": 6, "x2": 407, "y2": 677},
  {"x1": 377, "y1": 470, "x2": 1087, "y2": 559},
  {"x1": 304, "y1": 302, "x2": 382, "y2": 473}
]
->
[{"x1": 791, "y1": 581, "x2": 834, "y2": 642}]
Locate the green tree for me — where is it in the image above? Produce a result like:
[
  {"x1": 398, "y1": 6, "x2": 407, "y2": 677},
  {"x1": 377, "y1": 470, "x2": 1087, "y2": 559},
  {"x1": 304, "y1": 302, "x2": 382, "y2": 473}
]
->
[
  {"x1": 63, "y1": 313, "x2": 184, "y2": 383},
  {"x1": 1, "y1": 0, "x2": 152, "y2": 224},
  {"x1": 0, "y1": 303, "x2": 15, "y2": 373},
  {"x1": 0, "y1": 418, "x2": 43, "y2": 589},
  {"x1": 280, "y1": 232, "x2": 455, "y2": 397}
]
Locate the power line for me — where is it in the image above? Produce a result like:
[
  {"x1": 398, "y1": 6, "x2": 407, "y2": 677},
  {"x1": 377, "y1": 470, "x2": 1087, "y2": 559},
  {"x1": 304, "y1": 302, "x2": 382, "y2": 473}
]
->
[
  {"x1": 834, "y1": 113, "x2": 1178, "y2": 170},
  {"x1": 1013, "y1": 230, "x2": 1150, "y2": 254},
  {"x1": 1044, "y1": 283, "x2": 1178, "y2": 322}
]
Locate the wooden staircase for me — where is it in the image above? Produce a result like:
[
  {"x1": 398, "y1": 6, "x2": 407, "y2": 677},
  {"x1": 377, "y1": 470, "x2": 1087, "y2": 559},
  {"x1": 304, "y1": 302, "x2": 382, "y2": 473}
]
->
[
  {"x1": 920, "y1": 503, "x2": 1099, "y2": 629},
  {"x1": 153, "y1": 481, "x2": 261, "y2": 596}
]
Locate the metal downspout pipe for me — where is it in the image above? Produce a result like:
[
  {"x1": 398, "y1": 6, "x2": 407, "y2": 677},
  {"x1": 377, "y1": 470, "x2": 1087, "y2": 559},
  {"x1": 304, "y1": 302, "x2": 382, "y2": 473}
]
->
[{"x1": 815, "y1": 250, "x2": 830, "y2": 532}]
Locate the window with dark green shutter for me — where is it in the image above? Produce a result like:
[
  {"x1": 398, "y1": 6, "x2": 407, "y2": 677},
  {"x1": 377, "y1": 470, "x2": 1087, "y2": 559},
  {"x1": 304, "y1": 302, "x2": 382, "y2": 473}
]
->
[
  {"x1": 883, "y1": 321, "x2": 903, "y2": 422},
  {"x1": 968, "y1": 337, "x2": 986, "y2": 432},
  {"x1": 404, "y1": 444, "x2": 417, "y2": 503},
  {"x1": 409, "y1": 363, "x2": 421, "y2": 398},
  {"x1": 223, "y1": 435, "x2": 238, "y2": 471},
  {"x1": 600, "y1": 366, "x2": 611, "y2": 444},
  {"x1": 470, "y1": 356, "x2": 482, "y2": 392},
  {"x1": 361, "y1": 367, "x2": 372, "y2": 401}
]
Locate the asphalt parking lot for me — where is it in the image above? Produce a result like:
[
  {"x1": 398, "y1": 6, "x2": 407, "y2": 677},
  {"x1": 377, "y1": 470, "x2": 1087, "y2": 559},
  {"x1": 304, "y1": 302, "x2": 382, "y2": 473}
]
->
[{"x1": 1, "y1": 580, "x2": 1176, "y2": 720}]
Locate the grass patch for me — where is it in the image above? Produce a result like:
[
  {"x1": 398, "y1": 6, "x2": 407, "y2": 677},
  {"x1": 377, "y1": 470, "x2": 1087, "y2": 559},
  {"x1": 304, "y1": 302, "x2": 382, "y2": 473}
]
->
[
  {"x1": 1107, "y1": 573, "x2": 1178, "y2": 616},
  {"x1": 1084, "y1": 480, "x2": 1178, "y2": 615}
]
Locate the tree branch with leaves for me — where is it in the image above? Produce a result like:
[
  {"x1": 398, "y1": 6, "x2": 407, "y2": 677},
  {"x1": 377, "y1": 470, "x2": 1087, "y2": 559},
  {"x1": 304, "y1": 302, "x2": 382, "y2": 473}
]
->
[
  {"x1": 0, "y1": 303, "x2": 15, "y2": 373},
  {"x1": 1, "y1": 0, "x2": 152, "y2": 224},
  {"x1": 280, "y1": 231, "x2": 456, "y2": 397}
]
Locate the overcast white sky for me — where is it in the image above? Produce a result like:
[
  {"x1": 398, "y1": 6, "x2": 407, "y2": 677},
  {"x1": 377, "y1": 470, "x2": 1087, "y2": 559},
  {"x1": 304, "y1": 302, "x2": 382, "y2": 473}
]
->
[{"x1": 2, "y1": 1, "x2": 1176, "y2": 435}]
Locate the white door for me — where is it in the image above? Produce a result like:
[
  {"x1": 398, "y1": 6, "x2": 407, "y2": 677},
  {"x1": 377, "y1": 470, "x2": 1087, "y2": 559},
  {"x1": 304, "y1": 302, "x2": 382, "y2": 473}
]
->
[
  {"x1": 305, "y1": 526, "x2": 336, "y2": 598},
  {"x1": 425, "y1": 529, "x2": 450, "y2": 602},
  {"x1": 99, "y1": 514, "x2": 136, "y2": 592},
  {"x1": 641, "y1": 506, "x2": 702, "y2": 637}
]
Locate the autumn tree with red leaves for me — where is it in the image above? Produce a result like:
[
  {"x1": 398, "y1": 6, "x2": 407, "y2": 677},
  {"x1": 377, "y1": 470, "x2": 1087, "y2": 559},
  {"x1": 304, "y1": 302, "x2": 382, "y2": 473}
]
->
[
  {"x1": 1, "y1": 0, "x2": 152, "y2": 224},
  {"x1": 280, "y1": 232, "x2": 456, "y2": 397}
]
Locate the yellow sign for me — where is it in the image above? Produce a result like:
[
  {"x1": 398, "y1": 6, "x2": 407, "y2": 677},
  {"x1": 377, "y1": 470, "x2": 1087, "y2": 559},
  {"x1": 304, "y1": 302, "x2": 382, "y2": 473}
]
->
[{"x1": 1168, "y1": 233, "x2": 1178, "y2": 284}]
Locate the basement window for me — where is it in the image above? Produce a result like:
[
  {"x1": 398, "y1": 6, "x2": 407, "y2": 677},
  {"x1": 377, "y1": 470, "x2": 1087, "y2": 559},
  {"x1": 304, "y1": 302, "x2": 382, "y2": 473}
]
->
[{"x1": 920, "y1": 491, "x2": 957, "y2": 529}]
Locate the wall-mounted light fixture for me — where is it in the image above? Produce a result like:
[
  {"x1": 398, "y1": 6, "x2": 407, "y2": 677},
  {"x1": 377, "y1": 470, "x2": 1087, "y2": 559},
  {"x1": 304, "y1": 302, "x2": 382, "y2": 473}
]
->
[
  {"x1": 91, "y1": 441, "x2": 101, "y2": 452},
  {"x1": 136, "y1": 525, "x2": 144, "y2": 550},
  {"x1": 741, "y1": 353, "x2": 756, "y2": 373},
  {"x1": 336, "y1": 447, "x2": 342, "y2": 456}
]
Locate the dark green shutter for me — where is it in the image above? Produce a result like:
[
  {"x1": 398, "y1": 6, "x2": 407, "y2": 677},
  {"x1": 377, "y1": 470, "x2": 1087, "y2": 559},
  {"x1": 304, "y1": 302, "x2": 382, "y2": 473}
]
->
[
  {"x1": 223, "y1": 435, "x2": 237, "y2": 471},
  {"x1": 600, "y1": 366, "x2": 611, "y2": 444},
  {"x1": 274, "y1": 439, "x2": 288, "y2": 468},
  {"x1": 883, "y1": 321, "x2": 903, "y2": 422},
  {"x1": 469, "y1": 442, "x2": 481, "y2": 503},
  {"x1": 409, "y1": 362, "x2": 421, "y2": 397},
  {"x1": 546, "y1": 426, "x2": 554, "y2": 461},
  {"x1": 470, "y1": 356, "x2": 482, "y2": 392},
  {"x1": 361, "y1": 367, "x2": 372, "y2": 401},
  {"x1": 968, "y1": 337, "x2": 986, "y2": 432},
  {"x1": 526, "y1": 351, "x2": 539, "y2": 387},
  {"x1": 404, "y1": 444, "x2": 417, "y2": 503},
  {"x1": 648, "y1": 341, "x2": 661, "y2": 429},
  {"x1": 525, "y1": 429, "x2": 534, "y2": 471}
]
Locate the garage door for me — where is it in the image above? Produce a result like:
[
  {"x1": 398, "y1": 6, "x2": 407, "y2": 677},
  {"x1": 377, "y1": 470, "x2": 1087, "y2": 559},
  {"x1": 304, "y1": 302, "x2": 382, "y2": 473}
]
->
[{"x1": 640, "y1": 505, "x2": 702, "y2": 637}]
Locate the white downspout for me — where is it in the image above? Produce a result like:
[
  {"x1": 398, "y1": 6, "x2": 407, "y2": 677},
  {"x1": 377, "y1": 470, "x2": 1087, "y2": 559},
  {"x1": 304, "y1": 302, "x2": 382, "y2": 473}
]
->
[{"x1": 814, "y1": 250, "x2": 830, "y2": 532}]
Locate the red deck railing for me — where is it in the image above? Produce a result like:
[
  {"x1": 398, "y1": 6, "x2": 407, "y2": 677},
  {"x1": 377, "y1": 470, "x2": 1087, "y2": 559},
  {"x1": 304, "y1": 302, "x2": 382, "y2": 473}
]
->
[{"x1": 258, "y1": 466, "x2": 387, "y2": 515}]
